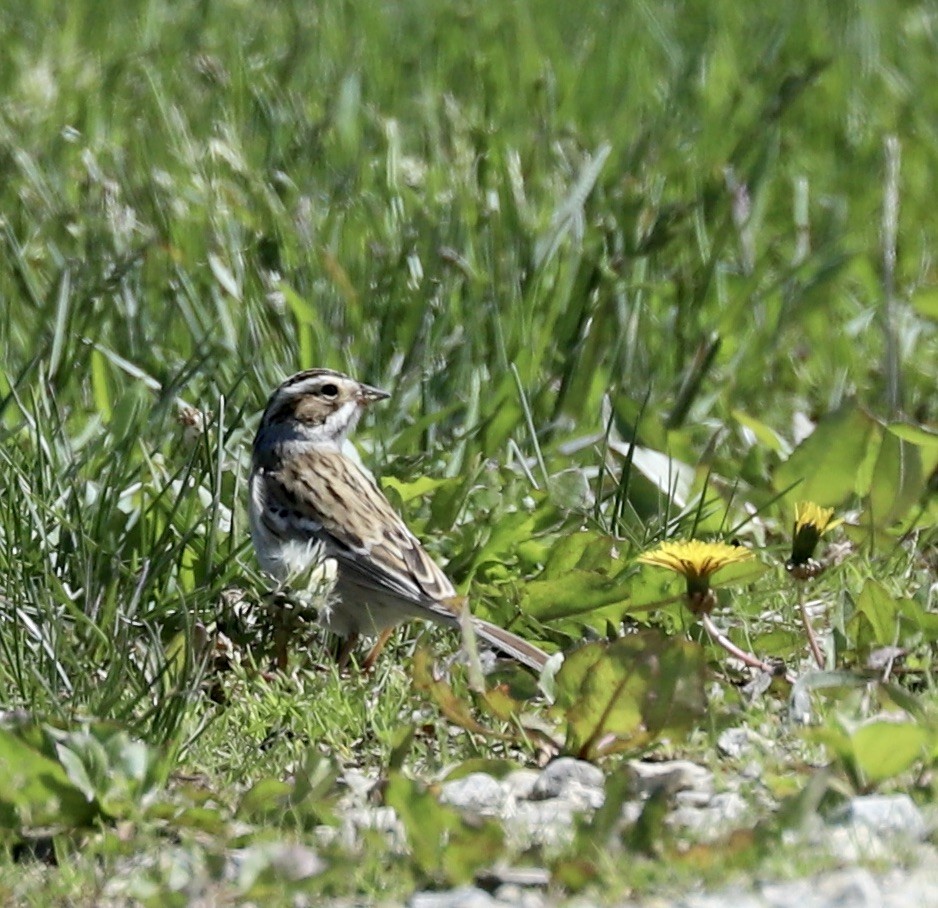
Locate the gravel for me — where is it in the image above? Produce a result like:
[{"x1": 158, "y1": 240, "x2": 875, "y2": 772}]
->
[
  {"x1": 131, "y1": 756, "x2": 931, "y2": 907},
  {"x1": 403, "y1": 760, "x2": 936, "y2": 908}
]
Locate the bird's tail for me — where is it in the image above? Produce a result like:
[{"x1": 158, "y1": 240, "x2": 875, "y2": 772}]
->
[{"x1": 471, "y1": 618, "x2": 550, "y2": 673}]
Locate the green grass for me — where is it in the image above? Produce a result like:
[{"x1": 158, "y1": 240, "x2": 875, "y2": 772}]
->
[{"x1": 1, "y1": 0, "x2": 937, "y2": 903}]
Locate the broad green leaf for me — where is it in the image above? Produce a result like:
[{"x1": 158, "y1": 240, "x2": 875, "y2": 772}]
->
[
  {"x1": 626, "y1": 565, "x2": 683, "y2": 612},
  {"x1": 850, "y1": 721, "x2": 929, "y2": 784},
  {"x1": 774, "y1": 404, "x2": 879, "y2": 506},
  {"x1": 238, "y1": 778, "x2": 294, "y2": 821},
  {"x1": 385, "y1": 774, "x2": 503, "y2": 885},
  {"x1": 438, "y1": 815, "x2": 505, "y2": 885},
  {"x1": 427, "y1": 470, "x2": 473, "y2": 531},
  {"x1": 540, "y1": 530, "x2": 622, "y2": 579},
  {"x1": 46, "y1": 725, "x2": 168, "y2": 818},
  {"x1": 749, "y1": 626, "x2": 803, "y2": 657},
  {"x1": 548, "y1": 468, "x2": 593, "y2": 511},
  {"x1": 468, "y1": 510, "x2": 540, "y2": 574},
  {"x1": 289, "y1": 750, "x2": 340, "y2": 811},
  {"x1": 639, "y1": 640, "x2": 708, "y2": 739},
  {"x1": 624, "y1": 559, "x2": 769, "y2": 619},
  {"x1": 158, "y1": 804, "x2": 229, "y2": 835},
  {"x1": 381, "y1": 474, "x2": 451, "y2": 505},
  {"x1": 388, "y1": 727, "x2": 415, "y2": 773},
  {"x1": 580, "y1": 768, "x2": 633, "y2": 845},
  {"x1": 384, "y1": 774, "x2": 450, "y2": 878},
  {"x1": 238, "y1": 752, "x2": 338, "y2": 829},
  {"x1": 867, "y1": 428, "x2": 924, "y2": 527},
  {"x1": 732, "y1": 409, "x2": 791, "y2": 456},
  {"x1": 623, "y1": 787, "x2": 671, "y2": 856},
  {"x1": 0, "y1": 728, "x2": 97, "y2": 830},
  {"x1": 555, "y1": 643, "x2": 643, "y2": 756},
  {"x1": 411, "y1": 648, "x2": 510, "y2": 742},
  {"x1": 710, "y1": 558, "x2": 770, "y2": 586},
  {"x1": 851, "y1": 580, "x2": 900, "y2": 647},
  {"x1": 888, "y1": 423, "x2": 938, "y2": 452},
  {"x1": 54, "y1": 742, "x2": 98, "y2": 803},
  {"x1": 442, "y1": 759, "x2": 520, "y2": 782},
  {"x1": 540, "y1": 531, "x2": 600, "y2": 579},
  {"x1": 519, "y1": 570, "x2": 633, "y2": 621},
  {"x1": 897, "y1": 599, "x2": 938, "y2": 644},
  {"x1": 553, "y1": 633, "x2": 707, "y2": 759}
]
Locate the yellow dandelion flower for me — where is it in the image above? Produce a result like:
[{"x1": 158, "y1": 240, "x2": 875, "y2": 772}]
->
[
  {"x1": 787, "y1": 501, "x2": 842, "y2": 579},
  {"x1": 638, "y1": 540, "x2": 754, "y2": 614}
]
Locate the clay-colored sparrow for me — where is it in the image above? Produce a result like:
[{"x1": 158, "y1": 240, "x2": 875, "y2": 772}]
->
[{"x1": 249, "y1": 368, "x2": 548, "y2": 672}]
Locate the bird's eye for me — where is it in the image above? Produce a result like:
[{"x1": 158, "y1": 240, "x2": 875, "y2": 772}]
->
[{"x1": 319, "y1": 383, "x2": 339, "y2": 398}]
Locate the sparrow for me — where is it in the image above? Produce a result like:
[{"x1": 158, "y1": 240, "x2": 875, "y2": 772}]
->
[{"x1": 248, "y1": 368, "x2": 549, "y2": 672}]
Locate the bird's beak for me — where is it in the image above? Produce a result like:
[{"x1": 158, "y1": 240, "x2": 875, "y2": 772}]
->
[{"x1": 358, "y1": 383, "x2": 391, "y2": 405}]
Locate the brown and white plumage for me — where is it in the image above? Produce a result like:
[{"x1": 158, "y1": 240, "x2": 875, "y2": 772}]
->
[{"x1": 249, "y1": 368, "x2": 548, "y2": 672}]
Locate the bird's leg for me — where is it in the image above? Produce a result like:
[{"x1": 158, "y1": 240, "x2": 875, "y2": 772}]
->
[
  {"x1": 273, "y1": 625, "x2": 291, "y2": 672},
  {"x1": 265, "y1": 587, "x2": 295, "y2": 673},
  {"x1": 335, "y1": 631, "x2": 360, "y2": 670},
  {"x1": 362, "y1": 628, "x2": 395, "y2": 672}
]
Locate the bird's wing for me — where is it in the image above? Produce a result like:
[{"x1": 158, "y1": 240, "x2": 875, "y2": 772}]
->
[{"x1": 254, "y1": 446, "x2": 458, "y2": 609}]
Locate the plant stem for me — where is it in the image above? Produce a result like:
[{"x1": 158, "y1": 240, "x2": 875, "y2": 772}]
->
[
  {"x1": 700, "y1": 612, "x2": 794, "y2": 683},
  {"x1": 798, "y1": 585, "x2": 825, "y2": 669}
]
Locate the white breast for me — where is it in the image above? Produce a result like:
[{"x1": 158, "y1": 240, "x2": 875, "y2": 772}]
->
[{"x1": 248, "y1": 471, "x2": 326, "y2": 579}]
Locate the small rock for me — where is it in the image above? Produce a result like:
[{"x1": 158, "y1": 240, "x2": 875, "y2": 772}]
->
[
  {"x1": 832, "y1": 794, "x2": 926, "y2": 839},
  {"x1": 530, "y1": 758, "x2": 605, "y2": 809},
  {"x1": 337, "y1": 806, "x2": 405, "y2": 850},
  {"x1": 820, "y1": 823, "x2": 892, "y2": 864},
  {"x1": 226, "y1": 842, "x2": 324, "y2": 889},
  {"x1": 440, "y1": 773, "x2": 507, "y2": 816},
  {"x1": 627, "y1": 760, "x2": 713, "y2": 798},
  {"x1": 492, "y1": 883, "x2": 547, "y2": 907},
  {"x1": 881, "y1": 864, "x2": 938, "y2": 908},
  {"x1": 674, "y1": 788, "x2": 712, "y2": 808},
  {"x1": 790, "y1": 683, "x2": 814, "y2": 725},
  {"x1": 341, "y1": 769, "x2": 378, "y2": 805},
  {"x1": 716, "y1": 727, "x2": 751, "y2": 760},
  {"x1": 477, "y1": 866, "x2": 550, "y2": 890},
  {"x1": 678, "y1": 887, "x2": 763, "y2": 908},
  {"x1": 619, "y1": 800, "x2": 643, "y2": 826},
  {"x1": 761, "y1": 867, "x2": 882, "y2": 908},
  {"x1": 501, "y1": 769, "x2": 540, "y2": 801},
  {"x1": 410, "y1": 885, "x2": 498, "y2": 908},
  {"x1": 811, "y1": 866, "x2": 885, "y2": 906},
  {"x1": 503, "y1": 800, "x2": 577, "y2": 851},
  {"x1": 669, "y1": 791, "x2": 749, "y2": 839},
  {"x1": 262, "y1": 843, "x2": 325, "y2": 881}
]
